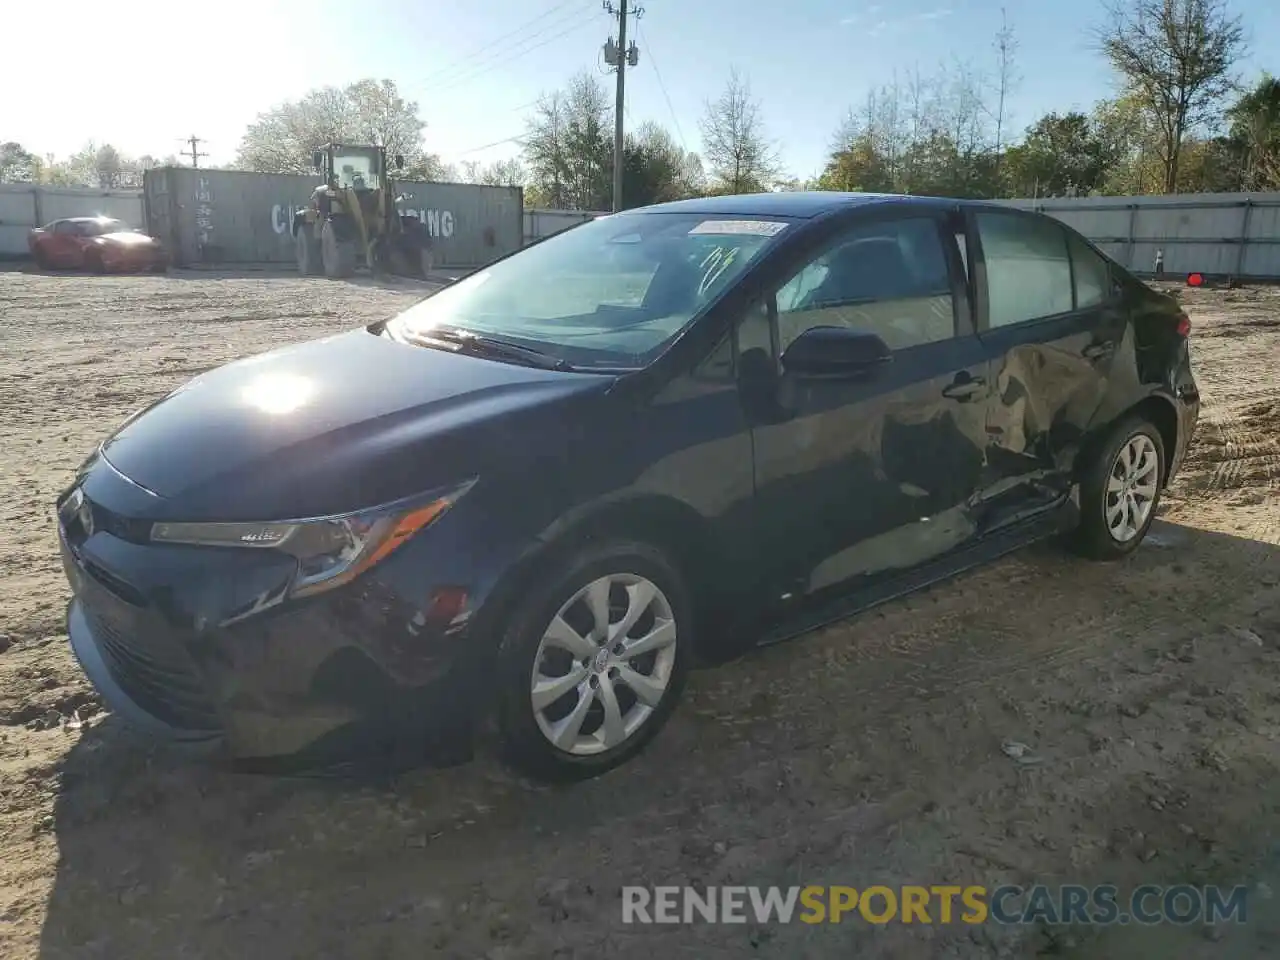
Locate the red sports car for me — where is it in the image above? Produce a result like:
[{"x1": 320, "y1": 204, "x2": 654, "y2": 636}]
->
[{"x1": 28, "y1": 217, "x2": 167, "y2": 273}]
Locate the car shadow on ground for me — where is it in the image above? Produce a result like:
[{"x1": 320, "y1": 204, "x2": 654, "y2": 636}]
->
[{"x1": 36, "y1": 520, "x2": 1280, "y2": 959}]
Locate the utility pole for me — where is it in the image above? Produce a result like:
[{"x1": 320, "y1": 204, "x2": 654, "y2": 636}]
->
[
  {"x1": 181, "y1": 135, "x2": 208, "y2": 168},
  {"x1": 603, "y1": 1, "x2": 641, "y2": 212}
]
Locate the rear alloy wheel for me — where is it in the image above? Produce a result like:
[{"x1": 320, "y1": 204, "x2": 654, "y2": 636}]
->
[
  {"x1": 1075, "y1": 416, "x2": 1165, "y2": 560},
  {"x1": 496, "y1": 541, "x2": 689, "y2": 781}
]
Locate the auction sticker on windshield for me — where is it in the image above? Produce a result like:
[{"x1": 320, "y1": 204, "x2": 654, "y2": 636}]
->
[{"x1": 688, "y1": 220, "x2": 789, "y2": 237}]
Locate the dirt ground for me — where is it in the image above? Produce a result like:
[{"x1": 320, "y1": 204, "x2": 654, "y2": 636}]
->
[{"x1": 1, "y1": 268, "x2": 1279, "y2": 959}]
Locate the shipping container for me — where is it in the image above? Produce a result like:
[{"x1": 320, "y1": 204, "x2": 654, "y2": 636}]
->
[
  {"x1": 0, "y1": 184, "x2": 144, "y2": 257},
  {"x1": 143, "y1": 167, "x2": 523, "y2": 269}
]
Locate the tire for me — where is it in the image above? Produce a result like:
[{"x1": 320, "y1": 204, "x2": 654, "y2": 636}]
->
[
  {"x1": 495, "y1": 539, "x2": 691, "y2": 782},
  {"x1": 321, "y1": 221, "x2": 356, "y2": 279},
  {"x1": 83, "y1": 249, "x2": 105, "y2": 274},
  {"x1": 295, "y1": 226, "x2": 322, "y2": 276},
  {"x1": 33, "y1": 246, "x2": 50, "y2": 270},
  {"x1": 1074, "y1": 415, "x2": 1166, "y2": 560}
]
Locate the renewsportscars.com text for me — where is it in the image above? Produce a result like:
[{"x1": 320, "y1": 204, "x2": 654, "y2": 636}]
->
[{"x1": 621, "y1": 884, "x2": 1250, "y2": 926}]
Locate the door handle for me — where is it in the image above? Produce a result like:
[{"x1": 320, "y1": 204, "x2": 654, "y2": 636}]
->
[
  {"x1": 1082, "y1": 340, "x2": 1117, "y2": 359},
  {"x1": 942, "y1": 376, "x2": 986, "y2": 401}
]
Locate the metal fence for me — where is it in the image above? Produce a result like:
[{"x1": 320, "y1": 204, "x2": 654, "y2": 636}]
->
[
  {"x1": 0, "y1": 184, "x2": 145, "y2": 257},
  {"x1": 523, "y1": 208, "x2": 603, "y2": 246},
  {"x1": 999, "y1": 192, "x2": 1280, "y2": 280},
  {"x1": 143, "y1": 167, "x2": 525, "y2": 269}
]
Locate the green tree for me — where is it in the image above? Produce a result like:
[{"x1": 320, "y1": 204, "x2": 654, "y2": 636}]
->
[
  {"x1": 1225, "y1": 74, "x2": 1280, "y2": 190},
  {"x1": 1002, "y1": 112, "x2": 1110, "y2": 196},
  {"x1": 1097, "y1": 0, "x2": 1246, "y2": 192},
  {"x1": 0, "y1": 142, "x2": 38, "y2": 182},
  {"x1": 94, "y1": 144, "x2": 123, "y2": 187},
  {"x1": 622, "y1": 122, "x2": 703, "y2": 207}
]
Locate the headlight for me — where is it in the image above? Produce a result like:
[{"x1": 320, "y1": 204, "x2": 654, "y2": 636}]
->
[{"x1": 149, "y1": 481, "x2": 474, "y2": 598}]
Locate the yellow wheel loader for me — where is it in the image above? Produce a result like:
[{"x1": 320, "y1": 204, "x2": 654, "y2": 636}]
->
[{"x1": 292, "y1": 143, "x2": 434, "y2": 280}]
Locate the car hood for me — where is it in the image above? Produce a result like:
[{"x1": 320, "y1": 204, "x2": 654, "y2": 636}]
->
[
  {"x1": 99, "y1": 231, "x2": 156, "y2": 245},
  {"x1": 99, "y1": 328, "x2": 614, "y2": 520}
]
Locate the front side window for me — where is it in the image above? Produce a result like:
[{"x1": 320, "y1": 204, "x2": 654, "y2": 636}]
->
[
  {"x1": 775, "y1": 216, "x2": 956, "y2": 353},
  {"x1": 387, "y1": 213, "x2": 788, "y2": 369},
  {"x1": 976, "y1": 212, "x2": 1073, "y2": 327}
]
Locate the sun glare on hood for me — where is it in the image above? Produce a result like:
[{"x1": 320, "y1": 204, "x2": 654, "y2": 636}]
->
[{"x1": 240, "y1": 372, "x2": 316, "y2": 415}]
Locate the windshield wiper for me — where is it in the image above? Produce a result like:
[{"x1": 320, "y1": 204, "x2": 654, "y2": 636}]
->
[{"x1": 405, "y1": 327, "x2": 576, "y2": 372}]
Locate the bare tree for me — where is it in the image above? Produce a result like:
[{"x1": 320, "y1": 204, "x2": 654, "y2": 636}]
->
[
  {"x1": 991, "y1": 8, "x2": 1020, "y2": 181},
  {"x1": 460, "y1": 157, "x2": 527, "y2": 187},
  {"x1": 523, "y1": 72, "x2": 613, "y2": 209},
  {"x1": 236, "y1": 79, "x2": 445, "y2": 177},
  {"x1": 699, "y1": 68, "x2": 781, "y2": 194},
  {"x1": 1097, "y1": 0, "x2": 1246, "y2": 192}
]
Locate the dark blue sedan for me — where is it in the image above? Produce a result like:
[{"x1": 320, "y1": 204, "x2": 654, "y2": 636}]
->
[{"x1": 56, "y1": 192, "x2": 1199, "y2": 780}]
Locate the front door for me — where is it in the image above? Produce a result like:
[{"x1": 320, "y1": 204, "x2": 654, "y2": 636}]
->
[
  {"x1": 46, "y1": 221, "x2": 81, "y2": 266},
  {"x1": 969, "y1": 209, "x2": 1125, "y2": 526},
  {"x1": 742, "y1": 212, "x2": 993, "y2": 607}
]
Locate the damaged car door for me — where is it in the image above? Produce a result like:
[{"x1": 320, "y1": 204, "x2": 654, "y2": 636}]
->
[
  {"x1": 741, "y1": 211, "x2": 994, "y2": 606},
  {"x1": 970, "y1": 209, "x2": 1125, "y2": 524}
]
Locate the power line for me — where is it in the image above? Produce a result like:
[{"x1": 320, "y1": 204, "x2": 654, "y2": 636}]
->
[
  {"x1": 414, "y1": 0, "x2": 582, "y2": 89},
  {"x1": 636, "y1": 22, "x2": 685, "y2": 151},
  {"x1": 428, "y1": 8, "x2": 598, "y2": 98},
  {"x1": 455, "y1": 133, "x2": 527, "y2": 156}
]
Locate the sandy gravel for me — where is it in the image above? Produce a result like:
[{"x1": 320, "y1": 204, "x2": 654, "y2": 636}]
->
[{"x1": 1, "y1": 269, "x2": 1279, "y2": 959}]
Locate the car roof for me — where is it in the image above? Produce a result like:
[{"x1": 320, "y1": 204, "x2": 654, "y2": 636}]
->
[
  {"x1": 627, "y1": 191, "x2": 958, "y2": 219},
  {"x1": 65, "y1": 216, "x2": 126, "y2": 223}
]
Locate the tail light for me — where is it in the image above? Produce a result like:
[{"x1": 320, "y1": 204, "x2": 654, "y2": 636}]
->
[
  {"x1": 1175, "y1": 312, "x2": 1191, "y2": 337},
  {"x1": 1187, "y1": 272, "x2": 1204, "y2": 287}
]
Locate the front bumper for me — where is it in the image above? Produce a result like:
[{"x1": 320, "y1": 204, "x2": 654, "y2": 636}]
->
[
  {"x1": 60, "y1": 520, "x2": 484, "y2": 775},
  {"x1": 100, "y1": 246, "x2": 166, "y2": 271}
]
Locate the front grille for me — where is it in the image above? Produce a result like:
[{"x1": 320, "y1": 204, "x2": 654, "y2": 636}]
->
[{"x1": 84, "y1": 598, "x2": 220, "y2": 732}]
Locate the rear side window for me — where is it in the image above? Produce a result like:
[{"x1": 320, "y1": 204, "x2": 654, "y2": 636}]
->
[
  {"x1": 1068, "y1": 233, "x2": 1110, "y2": 309},
  {"x1": 976, "y1": 212, "x2": 1073, "y2": 327}
]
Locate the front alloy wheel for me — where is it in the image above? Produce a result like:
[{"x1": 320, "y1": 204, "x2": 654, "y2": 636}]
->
[
  {"x1": 496, "y1": 540, "x2": 690, "y2": 780},
  {"x1": 530, "y1": 574, "x2": 678, "y2": 756}
]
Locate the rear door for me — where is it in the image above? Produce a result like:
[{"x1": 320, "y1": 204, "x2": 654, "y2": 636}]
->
[
  {"x1": 969, "y1": 209, "x2": 1126, "y2": 525},
  {"x1": 743, "y1": 210, "x2": 994, "y2": 604}
]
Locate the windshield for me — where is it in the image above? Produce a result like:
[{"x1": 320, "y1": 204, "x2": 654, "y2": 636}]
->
[
  {"x1": 333, "y1": 149, "x2": 380, "y2": 190},
  {"x1": 386, "y1": 212, "x2": 789, "y2": 369}
]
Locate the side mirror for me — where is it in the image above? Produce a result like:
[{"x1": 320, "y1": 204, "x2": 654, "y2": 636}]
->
[
  {"x1": 312, "y1": 151, "x2": 323, "y2": 171},
  {"x1": 394, "y1": 154, "x2": 405, "y2": 170},
  {"x1": 780, "y1": 326, "x2": 891, "y2": 377}
]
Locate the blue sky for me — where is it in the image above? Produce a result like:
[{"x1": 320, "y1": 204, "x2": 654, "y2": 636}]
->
[{"x1": 5, "y1": 0, "x2": 1279, "y2": 179}]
